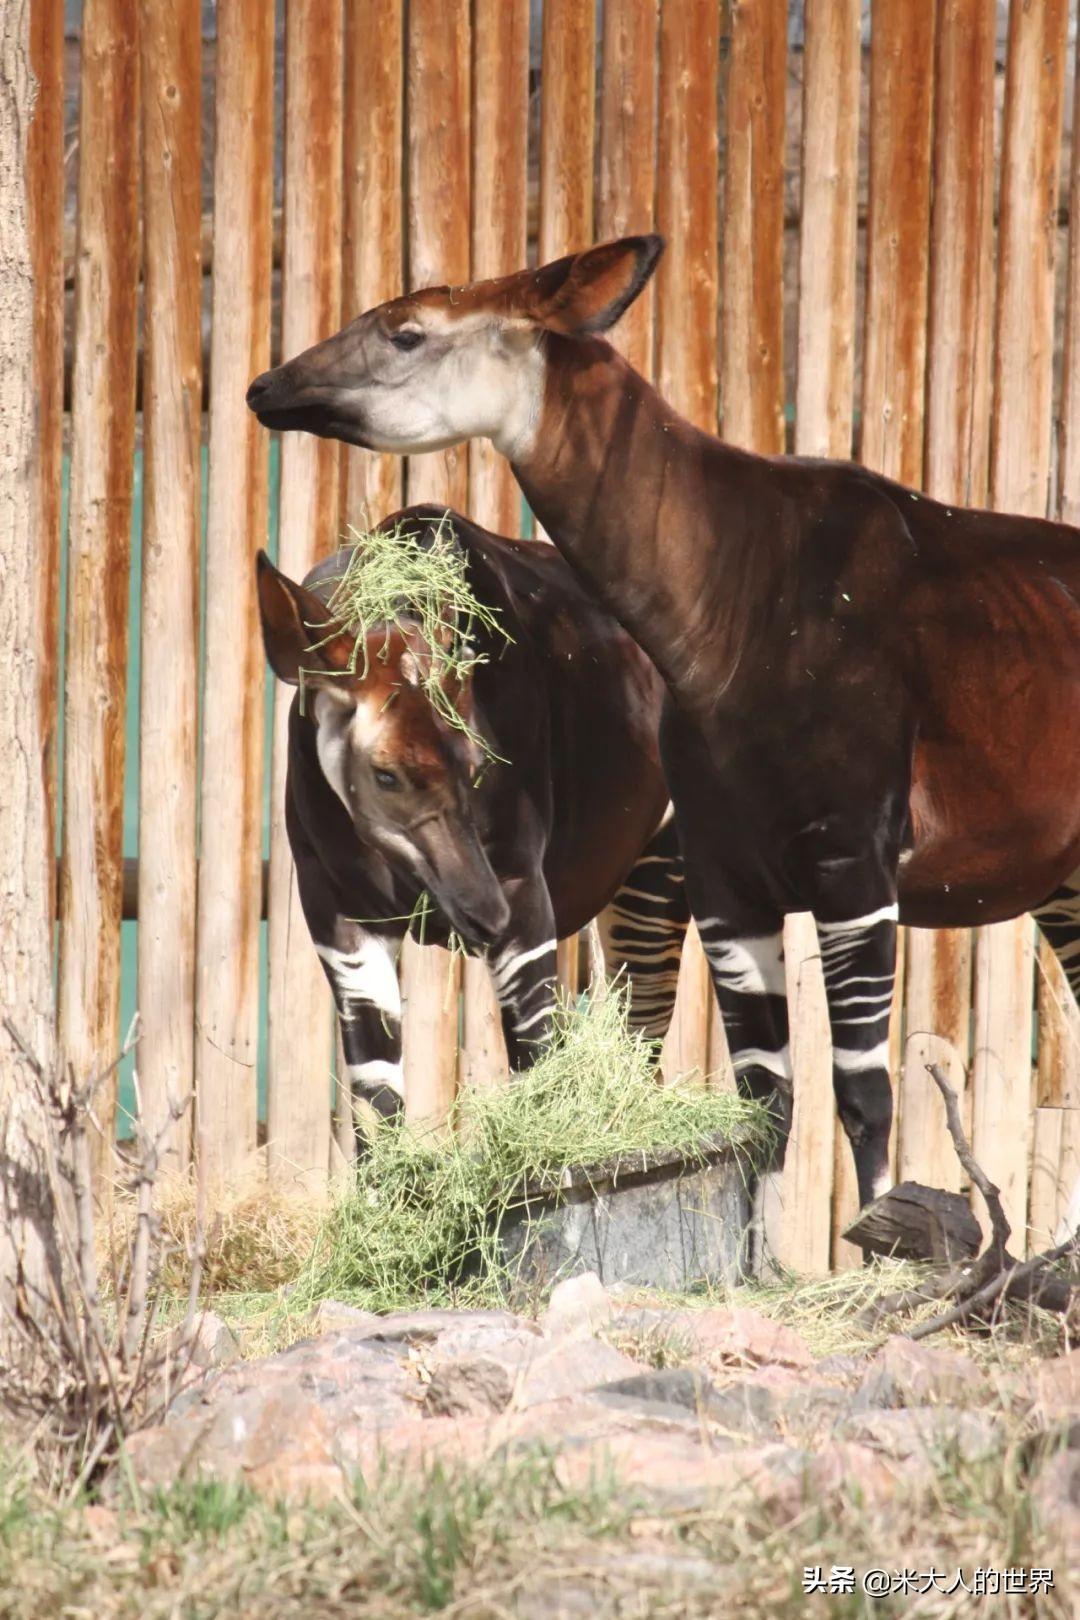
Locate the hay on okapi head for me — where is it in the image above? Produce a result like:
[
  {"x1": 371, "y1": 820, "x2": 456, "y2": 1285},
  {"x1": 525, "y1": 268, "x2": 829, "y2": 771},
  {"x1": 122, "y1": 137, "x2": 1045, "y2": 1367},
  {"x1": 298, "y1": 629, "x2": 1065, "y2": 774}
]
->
[
  {"x1": 313, "y1": 512, "x2": 513, "y2": 761},
  {"x1": 294, "y1": 983, "x2": 774, "y2": 1315}
]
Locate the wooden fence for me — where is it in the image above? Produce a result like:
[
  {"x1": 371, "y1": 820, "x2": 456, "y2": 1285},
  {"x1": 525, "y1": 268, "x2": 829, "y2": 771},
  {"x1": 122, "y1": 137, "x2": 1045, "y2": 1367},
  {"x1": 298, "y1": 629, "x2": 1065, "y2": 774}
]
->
[{"x1": 24, "y1": 0, "x2": 1080, "y2": 1268}]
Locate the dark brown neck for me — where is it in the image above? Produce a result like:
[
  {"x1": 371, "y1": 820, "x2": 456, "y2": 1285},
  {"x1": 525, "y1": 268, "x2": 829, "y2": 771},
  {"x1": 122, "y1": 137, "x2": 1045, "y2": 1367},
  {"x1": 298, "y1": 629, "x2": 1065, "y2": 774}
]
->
[{"x1": 511, "y1": 334, "x2": 773, "y2": 709}]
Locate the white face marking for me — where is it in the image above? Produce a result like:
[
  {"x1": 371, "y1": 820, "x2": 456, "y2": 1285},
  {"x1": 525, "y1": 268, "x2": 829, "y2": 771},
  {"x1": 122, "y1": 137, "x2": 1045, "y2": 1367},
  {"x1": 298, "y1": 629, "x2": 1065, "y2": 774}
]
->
[
  {"x1": 343, "y1": 313, "x2": 545, "y2": 463},
  {"x1": 313, "y1": 688, "x2": 383, "y2": 814}
]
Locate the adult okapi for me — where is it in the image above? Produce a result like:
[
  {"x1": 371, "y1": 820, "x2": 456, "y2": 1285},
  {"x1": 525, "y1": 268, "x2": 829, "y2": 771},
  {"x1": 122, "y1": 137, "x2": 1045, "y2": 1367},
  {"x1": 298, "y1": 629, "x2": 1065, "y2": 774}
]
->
[
  {"x1": 257, "y1": 503, "x2": 688, "y2": 1126},
  {"x1": 248, "y1": 234, "x2": 1080, "y2": 1212}
]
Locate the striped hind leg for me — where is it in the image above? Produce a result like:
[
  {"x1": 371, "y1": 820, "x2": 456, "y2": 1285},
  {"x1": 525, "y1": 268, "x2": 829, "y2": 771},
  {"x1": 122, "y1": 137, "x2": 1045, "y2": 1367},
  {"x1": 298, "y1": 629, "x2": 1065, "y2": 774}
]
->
[
  {"x1": 598, "y1": 810, "x2": 691, "y2": 1040},
  {"x1": 816, "y1": 901, "x2": 897, "y2": 1209},
  {"x1": 1033, "y1": 870, "x2": 1080, "y2": 1005},
  {"x1": 1033, "y1": 872, "x2": 1080, "y2": 1238}
]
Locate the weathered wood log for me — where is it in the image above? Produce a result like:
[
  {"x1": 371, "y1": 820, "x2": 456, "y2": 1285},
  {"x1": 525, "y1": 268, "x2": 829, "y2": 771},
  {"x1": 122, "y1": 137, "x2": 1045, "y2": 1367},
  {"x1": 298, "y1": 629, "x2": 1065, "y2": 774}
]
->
[{"x1": 843, "y1": 1180, "x2": 983, "y2": 1263}]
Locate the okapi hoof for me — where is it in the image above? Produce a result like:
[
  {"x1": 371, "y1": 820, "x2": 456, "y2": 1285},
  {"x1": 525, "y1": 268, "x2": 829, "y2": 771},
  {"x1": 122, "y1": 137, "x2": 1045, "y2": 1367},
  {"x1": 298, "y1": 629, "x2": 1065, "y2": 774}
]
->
[{"x1": 843, "y1": 1180, "x2": 982, "y2": 1264}]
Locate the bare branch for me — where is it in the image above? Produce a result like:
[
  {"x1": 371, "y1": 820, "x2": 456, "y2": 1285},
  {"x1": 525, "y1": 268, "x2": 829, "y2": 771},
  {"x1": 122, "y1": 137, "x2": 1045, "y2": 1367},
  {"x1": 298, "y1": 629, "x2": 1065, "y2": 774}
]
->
[{"x1": 925, "y1": 1061, "x2": 1011, "y2": 1259}]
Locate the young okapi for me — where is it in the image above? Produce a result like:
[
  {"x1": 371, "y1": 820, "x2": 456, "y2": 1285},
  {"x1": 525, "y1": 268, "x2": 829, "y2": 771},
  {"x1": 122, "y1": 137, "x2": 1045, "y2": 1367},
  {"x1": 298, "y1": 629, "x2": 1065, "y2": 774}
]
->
[
  {"x1": 257, "y1": 504, "x2": 687, "y2": 1125},
  {"x1": 249, "y1": 235, "x2": 1080, "y2": 1212}
]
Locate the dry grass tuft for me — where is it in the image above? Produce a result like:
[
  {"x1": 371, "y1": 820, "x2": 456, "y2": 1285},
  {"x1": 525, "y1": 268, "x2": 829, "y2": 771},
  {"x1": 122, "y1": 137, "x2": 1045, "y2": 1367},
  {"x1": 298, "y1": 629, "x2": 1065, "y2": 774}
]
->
[{"x1": 104, "y1": 1154, "x2": 328, "y2": 1298}]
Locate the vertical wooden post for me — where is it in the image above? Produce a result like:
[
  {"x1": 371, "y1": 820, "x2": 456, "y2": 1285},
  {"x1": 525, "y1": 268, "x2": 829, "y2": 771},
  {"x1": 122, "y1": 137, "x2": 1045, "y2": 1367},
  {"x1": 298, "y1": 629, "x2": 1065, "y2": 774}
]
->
[
  {"x1": 138, "y1": 0, "x2": 202, "y2": 1165},
  {"x1": 902, "y1": 0, "x2": 994, "y2": 1199},
  {"x1": 1042, "y1": 19, "x2": 1080, "y2": 1127},
  {"x1": 786, "y1": 0, "x2": 861, "y2": 1274},
  {"x1": 656, "y1": 0, "x2": 719, "y2": 1088},
  {"x1": 836, "y1": 0, "x2": 936, "y2": 1265},
  {"x1": 712, "y1": 0, "x2": 785, "y2": 1099},
  {"x1": 975, "y1": 0, "x2": 1069, "y2": 1242},
  {"x1": 196, "y1": 0, "x2": 274, "y2": 1188},
  {"x1": 459, "y1": 0, "x2": 530, "y2": 1092},
  {"x1": 470, "y1": 0, "x2": 529, "y2": 532},
  {"x1": 28, "y1": 0, "x2": 63, "y2": 933},
  {"x1": 721, "y1": 0, "x2": 786, "y2": 456},
  {"x1": 539, "y1": 0, "x2": 596, "y2": 263},
  {"x1": 267, "y1": 0, "x2": 343, "y2": 1187},
  {"x1": 539, "y1": 0, "x2": 597, "y2": 996},
  {"x1": 58, "y1": 0, "x2": 140, "y2": 1182},
  {"x1": 402, "y1": 0, "x2": 471, "y2": 1127},
  {"x1": 341, "y1": 0, "x2": 404, "y2": 529},
  {"x1": 598, "y1": 0, "x2": 659, "y2": 377},
  {"x1": 0, "y1": 0, "x2": 63, "y2": 1314}
]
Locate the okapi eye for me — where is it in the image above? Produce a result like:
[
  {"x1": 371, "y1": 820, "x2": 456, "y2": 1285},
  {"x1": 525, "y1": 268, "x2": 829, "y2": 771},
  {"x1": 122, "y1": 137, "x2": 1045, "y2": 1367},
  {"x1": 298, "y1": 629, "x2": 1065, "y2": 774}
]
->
[
  {"x1": 373, "y1": 767, "x2": 400, "y2": 791},
  {"x1": 389, "y1": 326, "x2": 425, "y2": 352}
]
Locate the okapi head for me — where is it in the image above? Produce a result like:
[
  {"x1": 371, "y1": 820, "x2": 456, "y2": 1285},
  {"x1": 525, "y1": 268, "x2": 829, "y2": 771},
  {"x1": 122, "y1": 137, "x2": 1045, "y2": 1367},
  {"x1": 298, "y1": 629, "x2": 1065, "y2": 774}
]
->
[
  {"x1": 246, "y1": 236, "x2": 664, "y2": 459},
  {"x1": 256, "y1": 551, "x2": 511, "y2": 947}
]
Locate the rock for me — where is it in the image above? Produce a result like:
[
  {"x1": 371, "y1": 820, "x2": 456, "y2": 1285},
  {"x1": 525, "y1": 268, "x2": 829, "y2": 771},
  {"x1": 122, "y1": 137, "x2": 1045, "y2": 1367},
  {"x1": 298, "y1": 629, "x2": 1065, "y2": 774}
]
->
[
  {"x1": 814, "y1": 1354, "x2": 866, "y2": 1385},
  {"x1": 596, "y1": 1368, "x2": 779, "y2": 1437},
  {"x1": 1030, "y1": 1448, "x2": 1080, "y2": 1557},
  {"x1": 304, "y1": 1300, "x2": 381, "y2": 1336},
  {"x1": 353, "y1": 1308, "x2": 526, "y2": 1348},
  {"x1": 852, "y1": 1336, "x2": 988, "y2": 1411},
  {"x1": 683, "y1": 1307, "x2": 813, "y2": 1371},
  {"x1": 518, "y1": 1337, "x2": 639, "y2": 1407},
  {"x1": 837, "y1": 1407, "x2": 1001, "y2": 1465},
  {"x1": 608, "y1": 1303, "x2": 812, "y2": 1370},
  {"x1": 542, "y1": 1272, "x2": 613, "y2": 1337},
  {"x1": 424, "y1": 1356, "x2": 514, "y2": 1417},
  {"x1": 126, "y1": 1382, "x2": 346, "y2": 1501},
  {"x1": 1029, "y1": 1349, "x2": 1080, "y2": 1415}
]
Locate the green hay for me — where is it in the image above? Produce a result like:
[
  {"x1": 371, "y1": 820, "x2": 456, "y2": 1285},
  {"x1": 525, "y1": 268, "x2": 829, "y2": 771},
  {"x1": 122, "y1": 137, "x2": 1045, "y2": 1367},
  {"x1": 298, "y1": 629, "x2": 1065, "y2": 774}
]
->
[
  {"x1": 293, "y1": 984, "x2": 773, "y2": 1315},
  {"x1": 317, "y1": 512, "x2": 512, "y2": 761}
]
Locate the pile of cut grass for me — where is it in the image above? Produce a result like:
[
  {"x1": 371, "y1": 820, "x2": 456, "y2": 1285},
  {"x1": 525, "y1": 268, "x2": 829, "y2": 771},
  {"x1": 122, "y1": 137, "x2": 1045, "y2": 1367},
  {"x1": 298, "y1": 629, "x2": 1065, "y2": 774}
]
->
[
  {"x1": 294, "y1": 984, "x2": 772, "y2": 1315},
  {"x1": 320, "y1": 512, "x2": 512, "y2": 758},
  {"x1": 103, "y1": 1152, "x2": 329, "y2": 1298}
]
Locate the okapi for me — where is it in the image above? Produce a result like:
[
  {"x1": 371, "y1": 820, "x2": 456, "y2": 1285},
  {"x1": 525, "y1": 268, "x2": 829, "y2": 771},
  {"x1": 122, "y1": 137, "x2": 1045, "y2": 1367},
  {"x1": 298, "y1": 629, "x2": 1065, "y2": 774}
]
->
[
  {"x1": 256, "y1": 504, "x2": 688, "y2": 1125},
  {"x1": 248, "y1": 234, "x2": 1080, "y2": 1213}
]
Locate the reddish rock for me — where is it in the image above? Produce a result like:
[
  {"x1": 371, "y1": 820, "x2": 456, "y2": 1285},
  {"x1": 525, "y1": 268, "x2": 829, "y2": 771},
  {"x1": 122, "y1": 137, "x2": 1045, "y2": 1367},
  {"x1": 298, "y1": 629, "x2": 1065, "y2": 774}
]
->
[
  {"x1": 1030, "y1": 1448, "x2": 1080, "y2": 1558},
  {"x1": 424, "y1": 1356, "x2": 514, "y2": 1417},
  {"x1": 517, "y1": 1337, "x2": 640, "y2": 1407},
  {"x1": 838, "y1": 1406, "x2": 1000, "y2": 1464},
  {"x1": 542, "y1": 1272, "x2": 613, "y2": 1337},
  {"x1": 853, "y1": 1336, "x2": 988, "y2": 1410},
  {"x1": 1030, "y1": 1349, "x2": 1080, "y2": 1416},
  {"x1": 681, "y1": 1307, "x2": 814, "y2": 1370}
]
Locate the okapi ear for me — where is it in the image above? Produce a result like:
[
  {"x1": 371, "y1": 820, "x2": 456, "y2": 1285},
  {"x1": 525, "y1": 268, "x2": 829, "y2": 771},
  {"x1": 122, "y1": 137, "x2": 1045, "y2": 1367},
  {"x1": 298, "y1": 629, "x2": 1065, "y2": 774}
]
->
[
  {"x1": 255, "y1": 551, "x2": 356, "y2": 685},
  {"x1": 529, "y1": 235, "x2": 665, "y2": 336}
]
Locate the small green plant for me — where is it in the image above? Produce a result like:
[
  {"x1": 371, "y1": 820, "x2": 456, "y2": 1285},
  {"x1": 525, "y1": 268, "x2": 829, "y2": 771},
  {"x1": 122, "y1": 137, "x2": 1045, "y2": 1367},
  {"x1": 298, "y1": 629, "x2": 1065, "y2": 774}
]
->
[
  {"x1": 146, "y1": 1479, "x2": 259, "y2": 1543},
  {"x1": 293, "y1": 983, "x2": 772, "y2": 1315},
  {"x1": 317, "y1": 512, "x2": 513, "y2": 761}
]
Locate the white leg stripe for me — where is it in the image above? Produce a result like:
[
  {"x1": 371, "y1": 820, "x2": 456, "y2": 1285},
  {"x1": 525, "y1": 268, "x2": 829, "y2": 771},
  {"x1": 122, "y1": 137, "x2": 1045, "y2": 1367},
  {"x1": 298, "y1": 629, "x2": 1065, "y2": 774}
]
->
[
  {"x1": 832, "y1": 1039, "x2": 890, "y2": 1074},
  {"x1": 492, "y1": 938, "x2": 557, "y2": 990},
  {"x1": 700, "y1": 933, "x2": 786, "y2": 997},
  {"x1": 348, "y1": 1059, "x2": 404, "y2": 1096},
  {"x1": 817, "y1": 904, "x2": 899, "y2": 938},
  {"x1": 316, "y1": 937, "x2": 400, "y2": 1017},
  {"x1": 731, "y1": 1044, "x2": 792, "y2": 1082},
  {"x1": 513, "y1": 1002, "x2": 556, "y2": 1033}
]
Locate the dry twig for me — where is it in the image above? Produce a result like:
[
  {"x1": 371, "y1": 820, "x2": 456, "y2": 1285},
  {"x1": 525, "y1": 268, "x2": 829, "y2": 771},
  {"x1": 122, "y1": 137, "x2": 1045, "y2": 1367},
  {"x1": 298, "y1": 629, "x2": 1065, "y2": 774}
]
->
[
  {"x1": 859, "y1": 1061, "x2": 1079, "y2": 1339},
  {"x1": 0, "y1": 1019, "x2": 206, "y2": 1497}
]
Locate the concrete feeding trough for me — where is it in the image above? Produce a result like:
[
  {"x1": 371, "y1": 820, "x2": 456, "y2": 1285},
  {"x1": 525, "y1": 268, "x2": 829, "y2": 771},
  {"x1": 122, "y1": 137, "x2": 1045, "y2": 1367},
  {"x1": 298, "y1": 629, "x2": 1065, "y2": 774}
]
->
[{"x1": 497, "y1": 1128, "x2": 755, "y2": 1291}]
